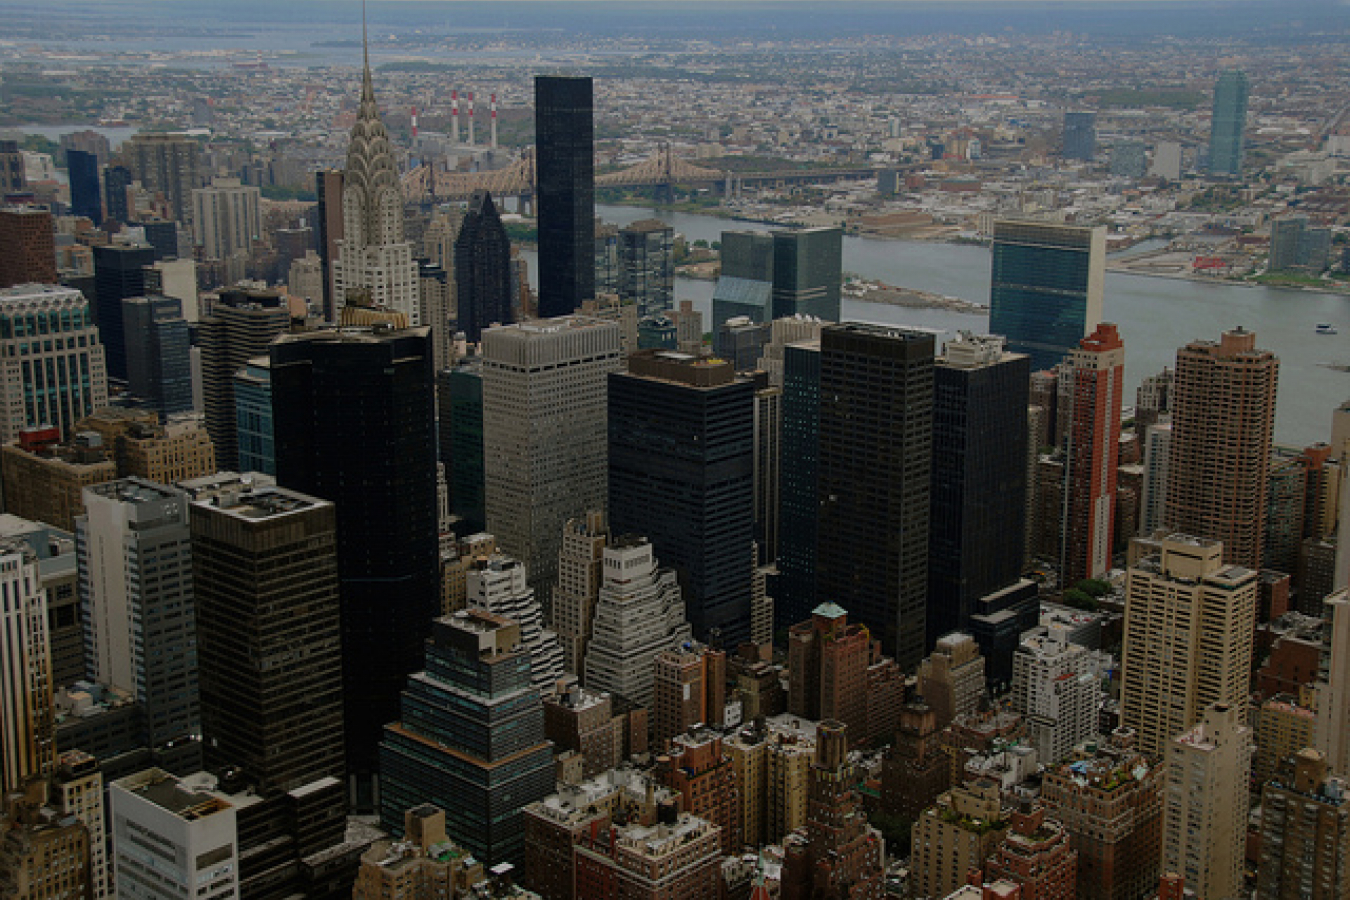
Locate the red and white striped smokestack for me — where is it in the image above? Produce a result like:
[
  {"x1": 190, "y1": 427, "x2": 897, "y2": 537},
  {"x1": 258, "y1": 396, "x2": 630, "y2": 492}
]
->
[
  {"x1": 490, "y1": 93, "x2": 498, "y2": 148},
  {"x1": 411, "y1": 106, "x2": 418, "y2": 138},
  {"x1": 467, "y1": 91, "x2": 475, "y2": 146},
  {"x1": 451, "y1": 89, "x2": 460, "y2": 143}
]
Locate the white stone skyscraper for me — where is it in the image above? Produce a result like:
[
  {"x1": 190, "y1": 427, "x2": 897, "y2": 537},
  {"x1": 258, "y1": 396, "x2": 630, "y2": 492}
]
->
[
  {"x1": 1010, "y1": 625, "x2": 1109, "y2": 765},
  {"x1": 0, "y1": 536, "x2": 54, "y2": 795},
  {"x1": 332, "y1": 31, "x2": 418, "y2": 321},
  {"x1": 78, "y1": 478, "x2": 198, "y2": 756},
  {"x1": 481, "y1": 317, "x2": 622, "y2": 601},
  {"x1": 467, "y1": 553, "x2": 564, "y2": 695},
  {"x1": 584, "y1": 536, "x2": 691, "y2": 708},
  {"x1": 552, "y1": 511, "x2": 609, "y2": 676}
]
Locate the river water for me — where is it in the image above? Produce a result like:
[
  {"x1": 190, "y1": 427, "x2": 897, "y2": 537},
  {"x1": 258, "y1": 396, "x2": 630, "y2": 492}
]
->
[{"x1": 564, "y1": 204, "x2": 1349, "y2": 447}]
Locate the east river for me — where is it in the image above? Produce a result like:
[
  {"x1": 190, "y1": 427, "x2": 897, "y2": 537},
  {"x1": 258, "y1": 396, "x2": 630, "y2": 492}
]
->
[{"x1": 541, "y1": 205, "x2": 1348, "y2": 448}]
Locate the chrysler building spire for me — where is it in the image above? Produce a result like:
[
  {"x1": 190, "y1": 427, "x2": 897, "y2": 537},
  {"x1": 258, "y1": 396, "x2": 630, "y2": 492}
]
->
[{"x1": 331, "y1": 0, "x2": 419, "y2": 322}]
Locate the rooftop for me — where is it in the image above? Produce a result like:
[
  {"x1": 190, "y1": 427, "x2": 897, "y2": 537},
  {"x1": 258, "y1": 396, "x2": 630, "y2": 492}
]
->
[{"x1": 115, "y1": 769, "x2": 233, "y2": 821}]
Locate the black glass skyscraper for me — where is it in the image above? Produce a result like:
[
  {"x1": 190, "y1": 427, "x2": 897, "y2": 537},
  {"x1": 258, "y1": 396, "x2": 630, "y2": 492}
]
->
[
  {"x1": 988, "y1": 220, "x2": 1105, "y2": 372},
  {"x1": 103, "y1": 165, "x2": 132, "y2": 224},
  {"x1": 771, "y1": 227, "x2": 842, "y2": 322},
  {"x1": 123, "y1": 295, "x2": 192, "y2": 418},
  {"x1": 535, "y1": 76, "x2": 594, "y2": 317},
  {"x1": 92, "y1": 243, "x2": 154, "y2": 382},
  {"x1": 454, "y1": 190, "x2": 512, "y2": 342},
  {"x1": 67, "y1": 150, "x2": 101, "y2": 226},
  {"x1": 439, "y1": 361, "x2": 485, "y2": 536},
  {"x1": 816, "y1": 324, "x2": 934, "y2": 670},
  {"x1": 775, "y1": 339, "x2": 820, "y2": 629},
  {"x1": 927, "y1": 335, "x2": 1029, "y2": 647},
  {"x1": 609, "y1": 350, "x2": 755, "y2": 645},
  {"x1": 271, "y1": 326, "x2": 440, "y2": 807},
  {"x1": 1209, "y1": 70, "x2": 1249, "y2": 177}
]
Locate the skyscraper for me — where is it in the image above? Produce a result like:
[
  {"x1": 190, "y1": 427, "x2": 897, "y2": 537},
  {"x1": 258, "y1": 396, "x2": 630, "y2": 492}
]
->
[
  {"x1": 482, "y1": 317, "x2": 621, "y2": 601},
  {"x1": 535, "y1": 76, "x2": 595, "y2": 317},
  {"x1": 1163, "y1": 703, "x2": 1251, "y2": 900},
  {"x1": 618, "y1": 219, "x2": 674, "y2": 317},
  {"x1": 0, "y1": 537, "x2": 54, "y2": 796},
  {"x1": 466, "y1": 553, "x2": 565, "y2": 695},
  {"x1": 1059, "y1": 323, "x2": 1125, "y2": 583},
  {"x1": 332, "y1": 46, "x2": 419, "y2": 322},
  {"x1": 443, "y1": 360, "x2": 486, "y2": 535},
  {"x1": 816, "y1": 323, "x2": 934, "y2": 669},
  {"x1": 379, "y1": 610, "x2": 554, "y2": 868},
  {"x1": 103, "y1": 164, "x2": 132, "y2": 225},
  {"x1": 1120, "y1": 534, "x2": 1257, "y2": 758},
  {"x1": 1165, "y1": 327, "x2": 1278, "y2": 570},
  {"x1": 233, "y1": 357, "x2": 274, "y2": 475},
  {"x1": 0, "y1": 284, "x2": 108, "y2": 443},
  {"x1": 67, "y1": 149, "x2": 101, "y2": 226},
  {"x1": 771, "y1": 227, "x2": 842, "y2": 322},
  {"x1": 0, "y1": 139, "x2": 24, "y2": 193},
  {"x1": 198, "y1": 286, "x2": 290, "y2": 472},
  {"x1": 187, "y1": 484, "x2": 344, "y2": 793},
  {"x1": 454, "y1": 190, "x2": 512, "y2": 342},
  {"x1": 1209, "y1": 70, "x2": 1249, "y2": 177},
  {"x1": 929, "y1": 333, "x2": 1029, "y2": 644},
  {"x1": 711, "y1": 230, "x2": 774, "y2": 327},
  {"x1": 110, "y1": 769, "x2": 239, "y2": 900},
  {"x1": 553, "y1": 510, "x2": 609, "y2": 676},
  {"x1": 122, "y1": 294, "x2": 192, "y2": 418},
  {"x1": 0, "y1": 207, "x2": 57, "y2": 289},
  {"x1": 988, "y1": 220, "x2": 1106, "y2": 372},
  {"x1": 190, "y1": 177, "x2": 261, "y2": 261},
  {"x1": 91, "y1": 243, "x2": 154, "y2": 382},
  {"x1": 314, "y1": 169, "x2": 344, "y2": 322},
  {"x1": 609, "y1": 349, "x2": 756, "y2": 644},
  {"x1": 123, "y1": 133, "x2": 203, "y2": 224},
  {"x1": 271, "y1": 325, "x2": 439, "y2": 804},
  {"x1": 1314, "y1": 590, "x2": 1350, "y2": 778},
  {"x1": 78, "y1": 478, "x2": 198, "y2": 757},
  {"x1": 1062, "y1": 111, "x2": 1097, "y2": 161},
  {"x1": 1256, "y1": 748, "x2": 1350, "y2": 900},
  {"x1": 583, "y1": 535, "x2": 692, "y2": 708},
  {"x1": 776, "y1": 339, "x2": 821, "y2": 628}
]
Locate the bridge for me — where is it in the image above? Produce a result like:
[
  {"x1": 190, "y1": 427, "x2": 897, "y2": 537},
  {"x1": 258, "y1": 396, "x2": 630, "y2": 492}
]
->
[{"x1": 400, "y1": 146, "x2": 875, "y2": 205}]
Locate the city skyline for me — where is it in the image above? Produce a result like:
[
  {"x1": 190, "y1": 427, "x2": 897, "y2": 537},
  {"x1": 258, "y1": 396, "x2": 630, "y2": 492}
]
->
[{"x1": 1, "y1": 3, "x2": 1349, "y2": 898}]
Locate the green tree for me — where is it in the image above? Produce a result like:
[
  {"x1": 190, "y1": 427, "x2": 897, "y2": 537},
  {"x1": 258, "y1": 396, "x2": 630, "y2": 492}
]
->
[{"x1": 1062, "y1": 589, "x2": 1098, "y2": 611}]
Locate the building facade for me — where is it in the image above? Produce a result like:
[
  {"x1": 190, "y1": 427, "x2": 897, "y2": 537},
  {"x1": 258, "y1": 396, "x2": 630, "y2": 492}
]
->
[
  {"x1": 1120, "y1": 535, "x2": 1257, "y2": 758},
  {"x1": 1059, "y1": 324, "x2": 1124, "y2": 583},
  {"x1": 583, "y1": 535, "x2": 691, "y2": 708},
  {"x1": 816, "y1": 323, "x2": 934, "y2": 669},
  {"x1": 271, "y1": 325, "x2": 439, "y2": 804},
  {"x1": 609, "y1": 349, "x2": 756, "y2": 644},
  {"x1": 482, "y1": 317, "x2": 621, "y2": 600},
  {"x1": 1165, "y1": 327, "x2": 1278, "y2": 570},
  {"x1": 1209, "y1": 71, "x2": 1249, "y2": 177},
  {"x1": 332, "y1": 58, "x2": 419, "y2": 322},
  {"x1": 535, "y1": 76, "x2": 595, "y2": 318},
  {"x1": 0, "y1": 284, "x2": 108, "y2": 443},
  {"x1": 930, "y1": 333, "x2": 1029, "y2": 644},
  {"x1": 1163, "y1": 703, "x2": 1251, "y2": 900},
  {"x1": 988, "y1": 220, "x2": 1106, "y2": 372},
  {"x1": 454, "y1": 190, "x2": 512, "y2": 342},
  {"x1": 379, "y1": 611, "x2": 554, "y2": 869}
]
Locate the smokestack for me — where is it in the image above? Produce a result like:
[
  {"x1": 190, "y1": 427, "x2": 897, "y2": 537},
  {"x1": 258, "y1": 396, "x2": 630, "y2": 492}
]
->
[
  {"x1": 467, "y1": 91, "x2": 475, "y2": 146},
  {"x1": 490, "y1": 93, "x2": 498, "y2": 149},
  {"x1": 451, "y1": 89, "x2": 459, "y2": 144}
]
